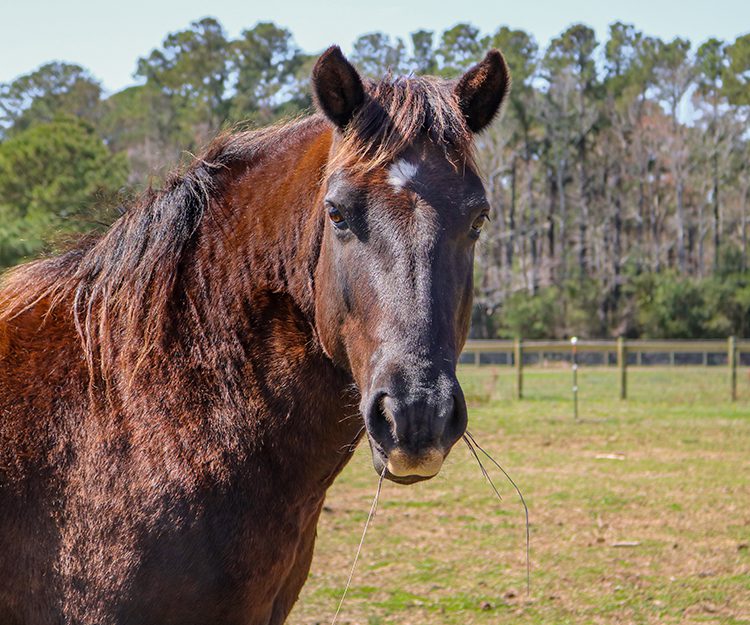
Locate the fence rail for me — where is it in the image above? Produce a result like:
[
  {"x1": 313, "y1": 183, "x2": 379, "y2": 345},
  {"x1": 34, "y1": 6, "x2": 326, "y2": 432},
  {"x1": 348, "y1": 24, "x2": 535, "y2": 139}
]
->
[{"x1": 462, "y1": 337, "x2": 749, "y2": 402}]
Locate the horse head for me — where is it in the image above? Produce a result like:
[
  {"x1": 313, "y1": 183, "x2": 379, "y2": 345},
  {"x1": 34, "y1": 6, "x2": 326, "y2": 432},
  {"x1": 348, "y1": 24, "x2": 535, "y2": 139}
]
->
[{"x1": 311, "y1": 46, "x2": 510, "y2": 483}]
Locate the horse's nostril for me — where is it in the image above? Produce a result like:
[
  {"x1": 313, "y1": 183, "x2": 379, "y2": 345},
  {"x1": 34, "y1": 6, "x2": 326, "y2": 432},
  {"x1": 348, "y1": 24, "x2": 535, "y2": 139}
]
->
[
  {"x1": 366, "y1": 393, "x2": 396, "y2": 452},
  {"x1": 443, "y1": 393, "x2": 468, "y2": 446},
  {"x1": 365, "y1": 385, "x2": 467, "y2": 461}
]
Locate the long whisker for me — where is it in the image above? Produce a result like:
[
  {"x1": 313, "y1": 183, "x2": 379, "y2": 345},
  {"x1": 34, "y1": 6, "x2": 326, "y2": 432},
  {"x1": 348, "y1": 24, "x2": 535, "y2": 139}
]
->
[
  {"x1": 463, "y1": 435, "x2": 502, "y2": 501},
  {"x1": 330, "y1": 467, "x2": 386, "y2": 625},
  {"x1": 339, "y1": 426, "x2": 366, "y2": 453},
  {"x1": 465, "y1": 430, "x2": 531, "y2": 597}
]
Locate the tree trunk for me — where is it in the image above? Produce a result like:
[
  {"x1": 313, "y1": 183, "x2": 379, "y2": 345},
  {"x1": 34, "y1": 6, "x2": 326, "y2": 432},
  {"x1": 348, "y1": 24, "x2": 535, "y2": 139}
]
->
[
  {"x1": 508, "y1": 156, "x2": 517, "y2": 273},
  {"x1": 546, "y1": 162, "x2": 557, "y2": 283},
  {"x1": 651, "y1": 172, "x2": 661, "y2": 273},
  {"x1": 489, "y1": 168, "x2": 510, "y2": 296},
  {"x1": 557, "y1": 155, "x2": 567, "y2": 281},
  {"x1": 526, "y1": 146, "x2": 539, "y2": 294},
  {"x1": 712, "y1": 148, "x2": 720, "y2": 271},
  {"x1": 711, "y1": 96, "x2": 721, "y2": 272},
  {"x1": 636, "y1": 160, "x2": 647, "y2": 269},
  {"x1": 577, "y1": 139, "x2": 589, "y2": 278},
  {"x1": 676, "y1": 177, "x2": 686, "y2": 273},
  {"x1": 612, "y1": 170, "x2": 623, "y2": 310},
  {"x1": 698, "y1": 199, "x2": 706, "y2": 277},
  {"x1": 741, "y1": 183, "x2": 748, "y2": 272}
]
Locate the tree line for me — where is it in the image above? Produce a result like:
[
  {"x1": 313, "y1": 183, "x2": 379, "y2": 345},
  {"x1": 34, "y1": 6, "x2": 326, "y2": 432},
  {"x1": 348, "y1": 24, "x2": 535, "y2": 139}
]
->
[{"x1": 1, "y1": 18, "x2": 749, "y2": 338}]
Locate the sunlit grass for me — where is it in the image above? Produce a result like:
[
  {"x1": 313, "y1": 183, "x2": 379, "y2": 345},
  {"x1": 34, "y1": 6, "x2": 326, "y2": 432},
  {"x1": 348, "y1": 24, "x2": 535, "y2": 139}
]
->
[{"x1": 290, "y1": 366, "x2": 750, "y2": 625}]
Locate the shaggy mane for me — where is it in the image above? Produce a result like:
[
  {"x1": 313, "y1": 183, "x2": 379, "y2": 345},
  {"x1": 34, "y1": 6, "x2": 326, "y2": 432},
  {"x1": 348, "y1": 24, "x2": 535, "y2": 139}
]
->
[{"x1": 0, "y1": 116, "x2": 324, "y2": 382}]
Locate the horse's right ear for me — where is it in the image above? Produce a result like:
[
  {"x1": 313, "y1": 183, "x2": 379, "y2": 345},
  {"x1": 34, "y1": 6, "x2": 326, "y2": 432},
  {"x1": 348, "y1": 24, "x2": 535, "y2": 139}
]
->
[{"x1": 312, "y1": 46, "x2": 365, "y2": 130}]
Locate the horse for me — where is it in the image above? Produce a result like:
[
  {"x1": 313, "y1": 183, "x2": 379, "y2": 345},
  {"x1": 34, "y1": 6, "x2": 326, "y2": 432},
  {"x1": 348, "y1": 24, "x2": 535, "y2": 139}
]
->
[{"x1": 0, "y1": 46, "x2": 510, "y2": 624}]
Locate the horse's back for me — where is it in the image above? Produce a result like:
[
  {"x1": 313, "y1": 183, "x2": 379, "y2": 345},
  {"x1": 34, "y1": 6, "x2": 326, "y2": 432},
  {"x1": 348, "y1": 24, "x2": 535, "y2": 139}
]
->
[
  {"x1": 0, "y1": 305, "x2": 81, "y2": 624},
  {"x1": 0, "y1": 298, "x2": 84, "y2": 475}
]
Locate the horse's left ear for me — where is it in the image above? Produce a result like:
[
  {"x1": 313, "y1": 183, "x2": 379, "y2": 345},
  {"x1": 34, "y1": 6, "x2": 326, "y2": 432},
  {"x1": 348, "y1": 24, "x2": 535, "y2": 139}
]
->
[
  {"x1": 312, "y1": 46, "x2": 365, "y2": 130},
  {"x1": 454, "y1": 49, "x2": 511, "y2": 133}
]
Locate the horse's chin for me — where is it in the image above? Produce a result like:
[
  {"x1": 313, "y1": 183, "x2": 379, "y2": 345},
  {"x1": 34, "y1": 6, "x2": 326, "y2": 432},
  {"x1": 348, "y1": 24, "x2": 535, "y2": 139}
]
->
[{"x1": 384, "y1": 471, "x2": 433, "y2": 485}]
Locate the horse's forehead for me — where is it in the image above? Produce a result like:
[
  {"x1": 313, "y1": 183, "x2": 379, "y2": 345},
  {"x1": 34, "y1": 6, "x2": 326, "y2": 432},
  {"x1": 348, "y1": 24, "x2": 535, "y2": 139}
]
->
[
  {"x1": 348, "y1": 144, "x2": 474, "y2": 190},
  {"x1": 375, "y1": 151, "x2": 484, "y2": 208},
  {"x1": 329, "y1": 136, "x2": 483, "y2": 215},
  {"x1": 386, "y1": 159, "x2": 419, "y2": 191}
]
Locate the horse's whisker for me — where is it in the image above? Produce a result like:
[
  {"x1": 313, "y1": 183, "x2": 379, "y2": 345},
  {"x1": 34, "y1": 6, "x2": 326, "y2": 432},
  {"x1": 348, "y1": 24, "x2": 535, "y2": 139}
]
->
[
  {"x1": 463, "y1": 434, "x2": 503, "y2": 501},
  {"x1": 330, "y1": 467, "x2": 385, "y2": 625},
  {"x1": 463, "y1": 431, "x2": 531, "y2": 597},
  {"x1": 339, "y1": 426, "x2": 365, "y2": 452}
]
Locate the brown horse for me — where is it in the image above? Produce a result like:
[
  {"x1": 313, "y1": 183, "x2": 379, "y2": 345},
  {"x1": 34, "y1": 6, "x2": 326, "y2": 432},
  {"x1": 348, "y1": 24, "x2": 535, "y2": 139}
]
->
[{"x1": 0, "y1": 47, "x2": 509, "y2": 624}]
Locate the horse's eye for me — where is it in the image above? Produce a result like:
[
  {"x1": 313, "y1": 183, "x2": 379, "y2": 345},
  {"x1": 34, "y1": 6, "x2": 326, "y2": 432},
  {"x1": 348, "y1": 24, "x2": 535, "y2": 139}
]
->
[
  {"x1": 327, "y1": 204, "x2": 349, "y2": 230},
  {"x1": 471, "y1": 213, "x2": 489, "y2": 234}
]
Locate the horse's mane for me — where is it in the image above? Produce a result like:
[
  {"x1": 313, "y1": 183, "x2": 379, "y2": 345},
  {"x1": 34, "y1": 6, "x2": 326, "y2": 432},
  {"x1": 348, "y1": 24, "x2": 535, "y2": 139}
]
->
[
  {"x1": 0, "y1": 74, "x2": 474, "y2": 387},
  {"x1": 0, "y1": 116, "x2": 325, "y2": 383}
]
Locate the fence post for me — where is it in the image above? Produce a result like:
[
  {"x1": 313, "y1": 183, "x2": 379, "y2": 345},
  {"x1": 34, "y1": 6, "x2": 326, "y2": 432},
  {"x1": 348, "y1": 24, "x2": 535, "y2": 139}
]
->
[
  {"x1": 514, "y1": 337, "x2": 523, "y2": 400},
  {"x1": 617, "y1": 337, "x2": 627, "y2": 400},
  {"x1": 729, "y1": 336, "x2": 737, "y2": 402},
  {"x1": 474, "y1": 350, "x2": 480, "y2": 366}
]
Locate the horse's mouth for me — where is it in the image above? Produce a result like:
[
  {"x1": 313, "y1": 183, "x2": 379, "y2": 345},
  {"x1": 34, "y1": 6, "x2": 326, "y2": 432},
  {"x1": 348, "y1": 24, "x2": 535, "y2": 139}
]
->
[
  {"x1": 384, "y1": 471, "x2": 432, "y2": 485},
  {"x1": 368, "y1": 441, "x2": 442, "y2": 485}
]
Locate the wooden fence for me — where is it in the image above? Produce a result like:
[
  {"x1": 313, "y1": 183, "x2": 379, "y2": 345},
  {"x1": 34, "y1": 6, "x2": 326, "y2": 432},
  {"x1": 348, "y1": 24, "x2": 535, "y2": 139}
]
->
[{"x1": 462, "y1": 337, "x2": 750, "y2": 402}]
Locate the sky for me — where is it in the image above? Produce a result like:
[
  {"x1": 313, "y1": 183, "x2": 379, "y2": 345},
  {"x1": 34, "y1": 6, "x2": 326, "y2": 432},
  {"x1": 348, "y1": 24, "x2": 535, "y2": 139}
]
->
[{"x1": 3, "y1": 0, "x2": 750, "y2": 94}]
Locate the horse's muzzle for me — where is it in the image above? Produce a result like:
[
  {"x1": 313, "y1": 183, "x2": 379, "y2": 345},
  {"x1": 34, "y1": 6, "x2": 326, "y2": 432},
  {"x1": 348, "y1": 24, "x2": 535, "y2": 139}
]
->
[{"x1": 363, "y1": 385, "x2": 467, "y2": 483}]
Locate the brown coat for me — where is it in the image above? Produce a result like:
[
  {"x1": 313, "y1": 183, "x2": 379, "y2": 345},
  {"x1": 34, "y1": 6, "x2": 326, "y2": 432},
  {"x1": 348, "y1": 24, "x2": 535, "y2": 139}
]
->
[{"x1": 0, "y1": 47, "x2": 510, "y2": 624}]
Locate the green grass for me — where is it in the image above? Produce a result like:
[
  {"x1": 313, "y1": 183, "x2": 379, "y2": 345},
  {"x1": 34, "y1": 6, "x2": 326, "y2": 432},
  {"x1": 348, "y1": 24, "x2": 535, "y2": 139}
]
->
[{"x1": 289, "y1": 366, "x2": 750, "y2": 624}]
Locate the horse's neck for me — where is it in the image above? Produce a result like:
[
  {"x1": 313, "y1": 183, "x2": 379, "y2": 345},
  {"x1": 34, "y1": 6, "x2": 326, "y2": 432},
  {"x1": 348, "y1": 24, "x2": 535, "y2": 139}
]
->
[
  {"x1": 178, "y1": 120, "x2": 361, "y2": 486},
  {"x1": 225, "y1": 119, "x2": 333, "y2": 315},
  {"x1": 188, "y1": 118, "x2": 332, "y2": 334}
]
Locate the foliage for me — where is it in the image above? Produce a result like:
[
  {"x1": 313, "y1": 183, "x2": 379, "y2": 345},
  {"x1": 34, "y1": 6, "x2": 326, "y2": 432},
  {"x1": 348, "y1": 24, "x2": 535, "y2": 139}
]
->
[
  {"x1": 0, "y1": 117, "x2": 128, "y2": 268},
  {"x1": 436, "y1": 23, "x2": 483, "y2": 75},
  {"x1": 480, "y1": 269, "x2": 750, "y2": 340},
  {"x1": 135, "y1": 17, "x2": 231, "y2": 134},
  {"x1": 496, "y1": 287, "x2": 563, "y2": 338},
  {"x1": 411, "y1": 30, "x2": 437, "y2": 75},
  {"x1": 350, "y1": 33, "x2": 407, "y2": 78},
  {"x1": 1, "y1": 17, "x2": 749, "y2": 339},
  {"x1": 231, "y1": 22, "x2": 306, "y2": 119},
  {"x1": 628, "y1": 272, "x2": 710, "y2": 338},
  {"x1": 0, "y1": 62, "x2": 102, "y2": 138},
  {"x1": 724, "y1": 33, "x2": 750, "y2": 105}
]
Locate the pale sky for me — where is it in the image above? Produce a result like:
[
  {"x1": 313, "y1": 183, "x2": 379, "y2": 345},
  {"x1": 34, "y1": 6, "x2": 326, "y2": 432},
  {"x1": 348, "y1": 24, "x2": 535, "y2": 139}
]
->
[{"x1": 3, "y1": 0, "x2": 749, "y2": 94}]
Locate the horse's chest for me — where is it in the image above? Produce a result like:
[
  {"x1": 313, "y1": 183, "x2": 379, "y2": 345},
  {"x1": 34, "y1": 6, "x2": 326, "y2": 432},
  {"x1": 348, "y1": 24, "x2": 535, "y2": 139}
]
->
[
  {"x1": 148, "y1": 480, "x2": 323, "y2": 583},
  {"x1": 60, "y1": 461, "x2": 327, "y2": 624}
]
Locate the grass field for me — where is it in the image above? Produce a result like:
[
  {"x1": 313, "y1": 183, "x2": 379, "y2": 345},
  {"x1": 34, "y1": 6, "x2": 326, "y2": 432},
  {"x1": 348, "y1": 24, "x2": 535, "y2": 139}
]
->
[{"x1": 289, "y1": 366, "x2": 750, "y2": 625}]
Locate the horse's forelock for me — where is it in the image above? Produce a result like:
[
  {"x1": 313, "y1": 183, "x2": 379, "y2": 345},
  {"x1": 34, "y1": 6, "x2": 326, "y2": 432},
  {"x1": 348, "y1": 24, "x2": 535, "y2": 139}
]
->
[{"x1": 330, "y1": 75, "x2": 476, "y2": 174}]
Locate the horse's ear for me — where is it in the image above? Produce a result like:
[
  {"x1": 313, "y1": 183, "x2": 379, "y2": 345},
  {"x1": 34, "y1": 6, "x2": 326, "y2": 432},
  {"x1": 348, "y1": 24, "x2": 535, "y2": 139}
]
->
[
  {"x1": 454, "y1": 49, "x2": 511, "y2": 133},
  {"x1": 312, "y1": 46, "x2": 365, "y2": 129}
]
